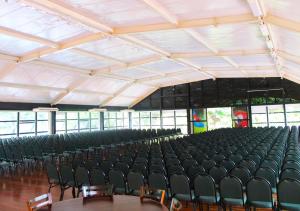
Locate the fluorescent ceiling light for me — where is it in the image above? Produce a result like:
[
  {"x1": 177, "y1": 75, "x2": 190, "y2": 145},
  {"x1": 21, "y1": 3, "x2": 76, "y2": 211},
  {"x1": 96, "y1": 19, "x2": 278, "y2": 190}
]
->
[
  {"x1": 266, "y1": 39, "x2": 274, "y2": 49},
  {"x1": 247, "y1": 0, "x2": 264, "y2": 17},
  {"x1": 88, "y1": 108, "x2": 107, "y2": 112},
  {"x1": 120, "y1": 109, "x2": 135, "y2": 113},
  {"x1": 33, "y1": 107, "x2": 59, "y2": 112},
  {"x1": 259, "y1": 24, "x2": 269, "y2": 37}
]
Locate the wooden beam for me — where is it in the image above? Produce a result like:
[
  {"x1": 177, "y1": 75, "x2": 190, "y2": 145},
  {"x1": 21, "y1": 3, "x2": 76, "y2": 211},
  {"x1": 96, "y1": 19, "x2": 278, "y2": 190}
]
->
[
  {"x1": 184, "y1": 29, "x2": 248, "y2": 76},
  {"x1": 113, "y1": 13, "x2": 257, "y2": 34},
  {"x1": 0, "y1": 63, "x2": 17, "y2": 79},
  {"x1": 0, "y1": 26, "x2": 59, "y2": 48},
  {"x1": 22, "y1": 0, "x2": 112, "y2": 32},
  {"x1": 0, "y1": 53, "x2": 19, "y2": 63},
  {"x1": 278, "y1": 50, "x2": 300, "y2": 65},
  {"x1": 265, "y1": 15, "x2": 300, "y2": 33},
  {"x1": 0, "y1": 81, "x2": 66, "y2": 93},
  {"x1": 19, "y1": 33, "x2": 106, "y2": 62},
  {"x1": 129, "y1": 87, "x2": 158, "y2": 108},
  {"x1": 100, "y1": 82, "x2": 136, "y2": 106},
  {"x1": 170, "y1": 49, "x2": 269, "y2": 58},
  {"x1": 141, "y1": 0, "x2": 178, "y2": 24},
  {"x1": 51, "y1": 78, "x2": 89, "y2": 105},
  {"x1": 71, "y1": 48, "x2": 125, "y2": 64}
]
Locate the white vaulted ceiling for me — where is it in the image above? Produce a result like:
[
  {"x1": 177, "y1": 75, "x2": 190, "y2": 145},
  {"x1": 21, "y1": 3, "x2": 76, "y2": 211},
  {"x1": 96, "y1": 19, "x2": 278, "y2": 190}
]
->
[{"x1": 0, "y1": 0, "x2": 299, "y2": 107}]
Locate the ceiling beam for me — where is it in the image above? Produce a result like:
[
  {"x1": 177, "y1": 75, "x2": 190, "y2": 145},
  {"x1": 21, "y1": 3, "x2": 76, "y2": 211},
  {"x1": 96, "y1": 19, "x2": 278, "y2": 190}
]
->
[
  {"x1": 100, "y1": 82, "x2": 136, "y2": 107},
  {"x1": 0, "y1": 26, "x2": 59, "y2": 48},
  {"x1": 170, "y1": 49, "x2": 269, "y2": 58},
  {"x1": 0, "y1": 81, "x2": 66, "y2": 92},
  {"x1": 278, "y1": 50, "x2": 300, "y2": 65},
  {"x1": 129, "y1": 87, "x2": 158, "y2": 108},
  {"x1": 0, "y1": 53, "x2": 19, "y2": 63},
  {"x1": 71, "y1": 48, "x2": 125, "y2": 65},
  {"x1": 22, "y1": 0, "x2": 113, "y2": 32},
  {"x1": 141, "y1": 0, "x2": 178, "y2": 24},
  {"x1": 19, "y1": 33, "x2": 106, "y2": 62},
  {"x1": 184, "y1": 29, "x2": 247, "y2": 76},
  {"x1": 0, "y1": 63, "x2": 17, "y2": 79},
  {"x1": 113, "y1": 13, "x2": 257, "y2": 34},
  {"x1": 247, "y1": 0, "x2": 282, "y2": 78},
  {"x1": 265, "y1": 15, "x2": 300, "y2": 33}
]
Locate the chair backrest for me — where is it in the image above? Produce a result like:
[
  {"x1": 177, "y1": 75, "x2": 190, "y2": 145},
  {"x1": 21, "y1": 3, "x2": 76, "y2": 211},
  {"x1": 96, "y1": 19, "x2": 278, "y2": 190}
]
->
[
  {"x1": 90, "y1": 168, "x2": 106, "y2": 186},
  {"x1": 194, "y1": 174, "x2": 217, "y2": 199},
  {"x1": 280, "y1": 168, "x2": 300, "y2": 181},
  {"x1": 75, "y1": 166, "x2": 90, "y2": 186},
  {"x1": 82, "y1": 185, "x2": 113, "y2": 198},
  {"x1": 230, "y1": 167, "x2": 251, "y2": 186},
  {"x1": 27, "y1": 193, "x2": 52, "y2": 211},
  {"x1": 60, "y1": 165, "x2": 75, "y2": 186},
  {"x1": 108, "y1": 169, "x2": 126, "y2": 189},
  {"x1": 209, "y1": 166, "x2": 227, "y2": 185},
  {"x1": 170, "y1": 198, "x2": 182, "y2": 211},
  {"x1": 221, "y1": 159, "x2": 235, "y2": 171},
  {"x1": 148, "y1": 173, "x2": 168, "y2": 191},
  {"x1": 246, "y1": 177, "x2": 273, "y2": 204},
  {"x1": 170, "y1": 174, "x2": 191, "y2": 195},
  {"x1": 255, "y1": 167, "x2": 277, "y2": 188},
  {"x1": 46, "y1": 163, "x2": 60, "y2": 184},
  {"x1": 278, "y1": 179, "x2": 300, "y2": 207},
  {"x1": 220, "y1": 176, "x2": 244, "y2": 200},
  {"x1": 127, "y1": 171, "x2": 144, "y2": 191}
]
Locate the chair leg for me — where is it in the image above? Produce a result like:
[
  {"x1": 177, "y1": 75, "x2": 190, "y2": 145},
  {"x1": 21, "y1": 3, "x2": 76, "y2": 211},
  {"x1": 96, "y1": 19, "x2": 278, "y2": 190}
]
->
[
  {"x1": 48, "y1": 184, "x2": 52, "y2": 193},
  {"x1": 60, "y1": 188, "x2": 64, "y2": 201},
  {"x1": 72, "y1": 187, "x2": 76, "y2": 198},
  {"x1": 192, "y1": 202, "x2": 196, "y2": 211},
  {"x1": 207, "y1": 204, "x2": 210, "y2": 211}
]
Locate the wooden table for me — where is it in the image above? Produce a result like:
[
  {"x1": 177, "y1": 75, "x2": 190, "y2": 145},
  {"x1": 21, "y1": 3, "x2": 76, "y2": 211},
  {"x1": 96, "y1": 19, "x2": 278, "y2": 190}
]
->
[{"x1": 52, "y1": 195, "x2": 169, "y2": 211}]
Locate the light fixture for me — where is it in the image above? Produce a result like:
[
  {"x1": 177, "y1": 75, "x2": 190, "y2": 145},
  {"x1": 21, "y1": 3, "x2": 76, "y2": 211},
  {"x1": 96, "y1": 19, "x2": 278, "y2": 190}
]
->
[
  {"x1": 259, "y1": 24, "x2": 269, "y2": 37},
  {"x1": 247, "y1": 0, "x2": 264, "y2": 17},
  {"x1": 88, "y1": 108, "x2": 107, "y2": 112},
  {"x1": 120, "y1": 109, "x2": 135, "y2": 113},
  {"x1": 32, "y1": 107, "x2": 59, "y2": 112},
  {"x1": 266, "y1": 39, "x2": 274, "y2": 49}
]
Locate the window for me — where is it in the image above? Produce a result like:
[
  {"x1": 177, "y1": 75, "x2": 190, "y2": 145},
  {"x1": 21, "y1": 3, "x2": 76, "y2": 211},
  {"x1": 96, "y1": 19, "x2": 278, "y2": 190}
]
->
[
  {"x1": 175, "y1": 110, "x2": 187, "y2": 134},
  {"x1": 151, "y1": 111, "x2": 161, "y2": 129},
  {"x1": 19, "y1": 112, "x2": 35, "y2": 136},
  {"x1": 286, "y1": 104, "x2": 300, "y2": 127},
  {"x1": 132, "y1": 112, "x2": 140, "y2": 129},
  {"x1": 267, "y1": 105, "x2": 285, "y2": 127},
  {"x1": 251, "y1": 105, "x2": 268, "y2": 127},
  {"x1": 140, "y1": 111, "x2": 151, "y2": 130},
  {"x1": 37, "y1": 112, "x2": 49, "y2": 135},
  {"x1": 0, "y1": 111, "x2": 18, "y2": 137},
  {"x1": 90, "y1": 112, "x2": 100, "y2": 131},
  {"x1": 67, "y1": 112, "x2": 79, "y2": 133},
  {"x1": 232, "y1": 106, "x2": 249, "y2": 128},
  {"x1": 104, "y1": 112, "x2": 129, "y2": 130},
  {"x1": 162, "y1": 110, "x2": 175, "y2": 129},
  {"x1": 207, "y1": 107, "x2": 232, "y2": 130},
  {"x1": 56, "y1": 112, "x2": 66, "y2": 134},
  {"x1": 79, "y1": 112, "x2": 90, "y2": 132},
  {"x1": 191, "y1": 108, "x2": 207, "y2": 134}
]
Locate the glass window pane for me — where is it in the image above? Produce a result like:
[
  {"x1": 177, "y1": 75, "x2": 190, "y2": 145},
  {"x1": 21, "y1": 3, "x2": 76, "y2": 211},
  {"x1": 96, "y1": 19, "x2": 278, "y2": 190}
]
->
[
  {"x1": 252, "y1": 114, "x2": 268, "y2": 124},
  {"x1": 140, "y1": 118, "x2": 150, "y2": 126},
  {"x1": 0, "y1": 122, "x2": 17, "y2": 135},
  {"x1": 162, "y1": 110, "x2": 174, "y2": 117},
  {"x1": 56, "y1": 112, "x2": 66, "y2": 120},
  {"x1": 287, "y1": 112, "x2": 300, "y2": 122},
  {"x1": 79, "y1": 120, "x2": 89, "y2": 130},
  {"x1": 207, "y1": 107, "x2": 232, "y2": 130},
  {"x1": 19, "y1": 122, "x2": 35, "y2": 134},
  {"x1": 67, "y1": 120, "x2": 78, "y2": 131},
  {"x1": 175, "y1": 110, "x2": 187, "y2": 116},
  {"x1": 90, "y1": 112, "x2": 99, "y2": 119},
  {"x1": 109, "y1": 112, "x2": 117, "y2": 118},
  {"x1": 268, "y1": 105, "x2": 284, "y2": 113},
  {"x1": 163, "y1": 117, "x2": 175, "y2": 126},
  {"x1": 56, "y1": 121, "x2": 65, "y2": 131},
  {"x1": 109, "y1": 119, "x2": 116, "y2": 127},
  {"x1": 79, "y1": 112, "x2": 89, "y2": 119},
  {"x1": 133, "y1": 118, "x2": 139, "y2": 126},
  {"x1": 176, "y1": 117, "x2": 187, "y2": 125},
  {"x1": 117, "y1": 119, "x2": 123, "y2": 127},
  {"x1": 151, "y1": 117, "x2": 160, "y2": 126},
  {"x1": 91, "y1": 119, "x2": 99, "y2": 129},
  {"x1": 37, "y1": 121, "x2": 48, "y2": 133},
  {"x1": 0, "y1": 111, "x2": 17, "y2": 121},
  {"x1": 286, "y1": 104, "x2": 300, "y2": 112},
  {"x1": 268, "y1": 113, "x2": 284, "y2": 123},
  {"x1": 37, "y1": 112, "x2": 48, "y2": 120},
  {"x1": 20, "y1": 112, "x2": 35, "y2": 120},
  {"x1": 251, "y1": 106, "x2": 267, "y2": 114},
  {"x1": 151, "y1": 111, "x2": 160, "y2": 118},
  {"x1": 132, "y1": 112, "x2": 139, "y2": 118},
  {"x1": 117, "y1": 112, "x2": 123, "y2": 118},
  {"x1": 140, "y1": 111, "x2": 150, "y2": 118},
  {"x1": 67, "y1": 112, "x2": 78, "y2": 119}
]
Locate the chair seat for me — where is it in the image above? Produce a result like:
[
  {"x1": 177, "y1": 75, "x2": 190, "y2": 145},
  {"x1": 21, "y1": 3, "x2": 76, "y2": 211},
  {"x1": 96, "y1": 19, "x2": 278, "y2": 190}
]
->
[
  {"x1": 174, "y1": 193, "x2": 194, "y2": 201},
  {"x1": 280, "y1": 203, "x2": 300, "y2": 211},
  {"x1": 248, "y1": 200, "x2": 273, "y2": 208},
  {"x1": 197, "y1": 195, "x2": 220, "y2": 204},
  {"x1": 223, "y1": 197, "x2": 246, "y2": 206}
]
